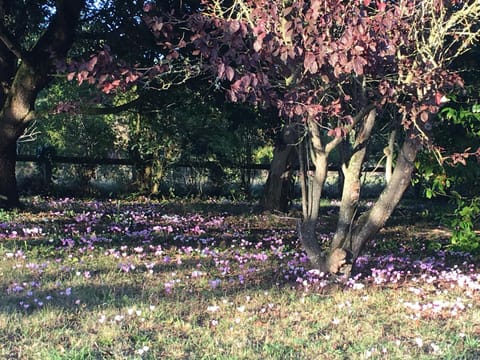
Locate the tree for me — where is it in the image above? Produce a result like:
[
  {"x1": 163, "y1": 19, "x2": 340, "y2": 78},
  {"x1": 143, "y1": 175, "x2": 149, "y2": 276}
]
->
[
  {"x1": 0, "y1": 0, "x2": 201, "y2": 205},
  {"x1": 144, "y1": 0, "x2": 479, "y2": 274},
  {"x1": 0, "y1": 0, "x2": 85, "y2": 208},
  {"x1": 260, "y1": 123, "x2": 298, "y2": 212}
]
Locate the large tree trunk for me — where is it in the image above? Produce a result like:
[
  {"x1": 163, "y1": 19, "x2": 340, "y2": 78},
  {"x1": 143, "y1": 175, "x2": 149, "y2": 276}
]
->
[
  {"x1": 261, "y1": 145, "x2": 295, "y2": 212},
  {"x1": 0, "y1": 0, "x2": 84, "y2": 209},
  {"x1": 0, "y1": 51, "x2": 36, "y2": 205},
  {"x1": 260, "y1": 125, "x2": 297, "y2": 212},
  {"x1": 0, "y1": 37, "x2": 17, "y2": 208},
  {"x1": 0, "y1": 137, "x2": 20, "y2": 208}
]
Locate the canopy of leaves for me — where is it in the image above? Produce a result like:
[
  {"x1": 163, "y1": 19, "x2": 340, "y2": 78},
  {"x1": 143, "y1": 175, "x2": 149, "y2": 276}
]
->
[{"x1": 177, "y1": 0, "x2": 470, "y2": 132}]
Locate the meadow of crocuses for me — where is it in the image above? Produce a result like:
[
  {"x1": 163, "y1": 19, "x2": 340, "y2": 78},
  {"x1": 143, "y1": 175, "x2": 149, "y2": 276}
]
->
[{"x1": 0, "y1": 197, "x2": 479, "y2": 359}]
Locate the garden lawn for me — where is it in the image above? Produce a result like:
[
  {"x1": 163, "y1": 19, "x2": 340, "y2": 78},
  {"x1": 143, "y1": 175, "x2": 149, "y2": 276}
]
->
[{"x1": 0, "y1": 197, "x2": 479, "y2": 359}]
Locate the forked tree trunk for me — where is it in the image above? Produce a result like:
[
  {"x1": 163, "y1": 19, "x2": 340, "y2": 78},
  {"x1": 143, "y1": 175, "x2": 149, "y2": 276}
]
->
[
  {"x1": 326, "y1": 133, "x2": 420, "y2": 276},
  {"x1": 330, "y1": 108, "x2": 376, "y2": 252},
  {"x1": 349, "y1": 134, "x2": 420, "y2": 259},
  {"x1": 297, "y1": 119, "x2": 337, "y2": 272},
  {"x1": 296, "y1": 108, "x2": 379, "y2": 274},
  {"x1": 297, "y1": 154, "x2": 328, "y2": 271},
  {"x1": 294, "y1": 107, "x2": 418, "y2": 276}
]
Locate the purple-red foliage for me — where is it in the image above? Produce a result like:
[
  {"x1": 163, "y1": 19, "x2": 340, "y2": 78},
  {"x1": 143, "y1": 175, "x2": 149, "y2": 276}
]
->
[
  {"x1": 66, "y1": 46, "x2": 141, "y2": 94},
  {"x1": 65, "y1": 0, "x2": 470, "y2": 150},
  {"x1": 177, "y1": 0, "x2": 465, "y2": 139}
]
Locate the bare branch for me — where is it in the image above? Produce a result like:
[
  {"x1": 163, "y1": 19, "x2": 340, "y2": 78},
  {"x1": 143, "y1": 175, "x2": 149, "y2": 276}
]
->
[
  {"x1": 18, "y1": 120, "x2": 40, "y2": 143},
  {"x1": 410, "y1": 0, "x2": 480, "y2": 67}
]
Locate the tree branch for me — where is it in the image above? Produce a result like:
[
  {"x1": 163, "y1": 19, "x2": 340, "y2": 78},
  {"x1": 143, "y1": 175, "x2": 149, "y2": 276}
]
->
[
  {"x1": 0, "y1": 21, "x2": 28, "y2": 62},
  {"x1": 325, "y1": 104, "x2": 376, "y2": 154},
  {"x1": 79, "y1": 97, "x2": 142, "y2": 115}
]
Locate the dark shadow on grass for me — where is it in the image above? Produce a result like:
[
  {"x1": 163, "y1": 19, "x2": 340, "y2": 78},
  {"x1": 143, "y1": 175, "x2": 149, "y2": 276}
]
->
[
  {"x1": 0, "y1": 275, "x2": 287, "y2": 316},
  {"x1": 18, "y1": 197, "x2": 264, "y2": 217},
  {"x1": 2, "y1": 241, "x2": 479, "y2": 316},
  {"x1": 0, "y1": 255, "x2": 292, "y2": 315}
]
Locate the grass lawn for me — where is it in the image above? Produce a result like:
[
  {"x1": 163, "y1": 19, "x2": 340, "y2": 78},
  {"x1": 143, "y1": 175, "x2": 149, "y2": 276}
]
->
[{"x1": 0, "y1": 197, "x2": 479, "y2": 359}]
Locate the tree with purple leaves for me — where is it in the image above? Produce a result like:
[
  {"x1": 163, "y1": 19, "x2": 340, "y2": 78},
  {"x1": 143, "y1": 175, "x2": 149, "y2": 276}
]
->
[{"x1": 141, "y1": 0, "x2": 479, "y2": 275}]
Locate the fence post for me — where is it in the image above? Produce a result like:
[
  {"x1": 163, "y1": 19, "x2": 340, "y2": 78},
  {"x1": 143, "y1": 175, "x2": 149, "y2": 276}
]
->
[{"x1": 36, "y1": 145, "x2": 56, "y2": 186}]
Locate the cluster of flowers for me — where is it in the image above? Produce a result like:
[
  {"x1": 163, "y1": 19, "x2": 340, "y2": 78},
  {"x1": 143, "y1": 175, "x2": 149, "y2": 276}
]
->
[{"x1": 1, "y1": 198, "x2": 479, "y2": 317}]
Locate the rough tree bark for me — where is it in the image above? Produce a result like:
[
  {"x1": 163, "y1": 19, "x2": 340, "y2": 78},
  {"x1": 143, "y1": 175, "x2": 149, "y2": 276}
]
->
[
  {"x1": 327, "y1": 132, "x2": 420, "y2": 276},
  {"x1": 297, "y1": 118, "x2": 342, "y2": 273},
  {"x1": 0, "y1": 34, "x2": 18, "y2": 207},
  {"x1": 0, "y1": 137, "x2": 20, "y2": 207},
  {"x1": 330, "y1": 108, "x2": 377, "y2": 252},
  {"x1": 0, "y1": 0, "x2": 85, "y2": 208},
  {"x1": 349, "y1": 133, "x2": 420, "y2": 259},
  {"x1": 261, "y1": 124, "x2": 298, "y2": 212}
]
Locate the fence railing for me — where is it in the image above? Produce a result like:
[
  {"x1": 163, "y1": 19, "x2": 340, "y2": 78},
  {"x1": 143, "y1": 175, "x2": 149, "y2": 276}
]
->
[
  {"x1": 18, "y1": 154, "x2": 142, "y2": 166},
  {"x1": 17, "y1": 154, "x2": 385, "y2": 171},
  {"x1": 17, "y1": 153, "x2": 385, "y2": 184},
  {"x1": 16, "y1": 154, "x2": 386, "y2": 196},
  {"x1": 16, "y1": 154, "x2": 274, "y2": 187},
  {"x1": 16, "y1": 154, "x2": 273, "y2": 171}
]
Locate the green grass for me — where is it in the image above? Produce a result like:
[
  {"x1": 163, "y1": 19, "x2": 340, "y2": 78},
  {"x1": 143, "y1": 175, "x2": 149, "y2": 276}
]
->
[{"x1": 0, "y1": 197, "x2": 479, "y2": 359}]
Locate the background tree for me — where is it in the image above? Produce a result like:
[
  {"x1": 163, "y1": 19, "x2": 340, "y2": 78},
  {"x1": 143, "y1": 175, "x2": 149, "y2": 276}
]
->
[
  {"x1": 0, "y1": 0, "x2": 85, "y2": 208},
  {"x1": 26, "y1": 69, "x2": 274, "y2": 197},
  {"x1": 19, "y1": 78, "x2": 123, "y2": 192},
  {"x1": 102, "y1": 84, "x2": 273, "y2": 197},
  {"x1": 260, "y1": 122, "x2": 299, "y2": 212},
  {"x1": 61, "y1": 0, "x2": 280, "y2": 198},
  {"x1": 1, "y1": 0, "x2": 211, "y2": 202}
]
